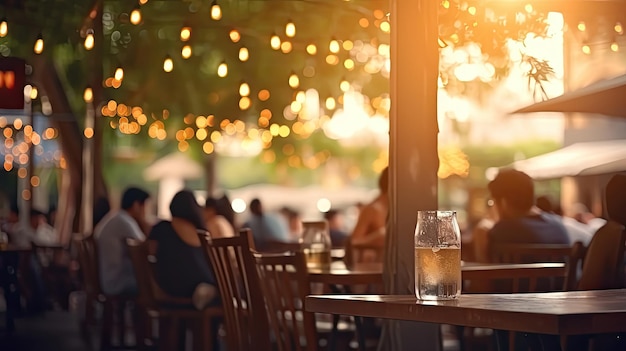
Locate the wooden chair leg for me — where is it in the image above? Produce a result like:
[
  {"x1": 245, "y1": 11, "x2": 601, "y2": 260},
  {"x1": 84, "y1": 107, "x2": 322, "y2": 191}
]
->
[
  {"x1": 101, "y1": 300, "x2": 113, "y2": 351},
  {"x1": 195, "y1": 318, "x2": 214, "y2": 351},
  {"x1": 116, "y1": 300, "x2": 127, "y2": 347},
  {"x1": 134, "y1": 307, "x2": 148, "y2": 351}
]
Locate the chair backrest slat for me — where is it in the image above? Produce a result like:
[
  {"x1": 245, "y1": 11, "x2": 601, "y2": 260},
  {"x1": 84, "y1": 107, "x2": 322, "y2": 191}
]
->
[
  {"x1": 254, "y1": 251, "x2": 317, "y2": 351},
  {"x1": 198, "y1": 228, "x2": 271, "y2": 351},
  {"x1": 74, "y1": 234, "x2": 102, "y2": 296}
]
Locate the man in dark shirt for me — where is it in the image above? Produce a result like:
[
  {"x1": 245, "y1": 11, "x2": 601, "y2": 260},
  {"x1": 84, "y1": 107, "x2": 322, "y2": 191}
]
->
[{"x1": 487, "y1": 169, "x2": 570, "y2": 255}]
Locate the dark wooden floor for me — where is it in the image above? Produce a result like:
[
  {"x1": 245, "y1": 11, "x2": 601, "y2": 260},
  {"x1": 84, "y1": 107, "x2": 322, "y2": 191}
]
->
[{"x1": 0, "y1": 310, "x2": 95, "y2": 351}]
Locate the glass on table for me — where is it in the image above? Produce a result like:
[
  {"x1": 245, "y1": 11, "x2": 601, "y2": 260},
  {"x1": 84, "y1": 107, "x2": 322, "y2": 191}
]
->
[
  {"x1": 414, "y1": 210, "x2": 461, "y2": 300},
  {"x1": 301, "y1": 223, "x2": 332, "y2": 270}
]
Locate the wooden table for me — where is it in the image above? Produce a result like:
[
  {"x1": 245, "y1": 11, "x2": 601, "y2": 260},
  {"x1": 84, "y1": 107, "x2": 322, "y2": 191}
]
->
[
  {"x1": 307, "y1": 261, "x2": 566, "y2": 287},
  {"x1": 306, "y1": 289, "x2": 626, "y2": 351}
]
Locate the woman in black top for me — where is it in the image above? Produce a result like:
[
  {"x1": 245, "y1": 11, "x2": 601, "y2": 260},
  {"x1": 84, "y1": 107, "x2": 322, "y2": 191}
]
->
[{"x1": 149, "y1": 189, "x2": 218, "y2": 309}]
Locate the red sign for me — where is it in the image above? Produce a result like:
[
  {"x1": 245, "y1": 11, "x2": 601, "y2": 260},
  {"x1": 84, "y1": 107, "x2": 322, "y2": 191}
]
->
[{"x1": 0, "y1": 57, "x2": 26, "y2": 109}]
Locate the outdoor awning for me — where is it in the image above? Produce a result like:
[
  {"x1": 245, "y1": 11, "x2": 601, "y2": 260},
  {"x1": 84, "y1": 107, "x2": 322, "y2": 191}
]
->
[
  {"x1": 511, "y1": 74, "x2": 626, "y2": 118},
  {"x1": 500, "y1": 140, "x2": 626, "y2": 180}
]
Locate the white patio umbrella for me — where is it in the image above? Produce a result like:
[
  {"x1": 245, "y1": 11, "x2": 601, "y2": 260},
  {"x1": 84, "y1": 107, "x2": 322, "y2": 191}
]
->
[
  {"x1": 511, "y1": 74, "x2": 626, "y2": 118},
  {"x1": 143, "y1": 152, "x2": 203, "y2": 218},
  {"x1": 494, "y1": 139, "x2": 626, "y2": 180}
]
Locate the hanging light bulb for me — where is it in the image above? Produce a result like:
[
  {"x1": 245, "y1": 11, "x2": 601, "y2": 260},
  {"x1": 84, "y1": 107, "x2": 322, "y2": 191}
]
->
[
  {"x1": 577, "y1": 21, "x2": 586, "y2": 32},
  {"x1": 83, "y1": 87, "x2": 94, "y2": 103},
  {"x1": 84, "y1": 31, "x2": 95, "y2": 50},
  {"x1": 329, "y1": 38, "x2": 340, "y2": 53},
  {"x1": 229, "y1": 29, "x2": 241, "y2": 43},
  {"x1": 163, "y1": 56, "x2": 174, "y2": 72},
  {"x1": 611, "y1": 42, "x2": 619, "y2": 52},
  {"x1": 270, "y1": 33, "x2": 281, "y2": 50},
  {"x1": 0, "y1": 18, "x2": 7, "y2": 37},
  {"x1": 239, "y1": 82, "x2": 250, "y2": 97},
  {"x1": 210, "y1": 0, "x2": 222, "y2": 20},
  {"x1": 34, "y1": 34, "x2": 44, "y2": 54},
  {"x1": 581, "y1": 44, "x2": 591, "y2": 55},
  {"x1": 340, "y1": 79, "x2": 350, "y2": 92},
  {"x1": 239, "y1": 47, "x2": 249, "y2": 62},
  {"x1": 615, "y1": 22, "x2": 624, "y2": 34},
  {"x1": 288, "y1": 73, "x2": 299, "y2": 88},
  {"x1": 114, "y1": 67, "x2": 124, "y2": 81},
  {"x1": 130, "y1": 8, "x2": 142, "y2": 25},
  {"x1": 181, "y1": 45, "x2": 192, "y2": 59},
  {"x1": 180, "y1": 26, "x2": 191, "y2": 41},
  {"x1": 217, "y1": 61, "x2": 228, "y2": 77},
  {"x1": 285, "y1": 20, "x2": 296, "y2": 38}
]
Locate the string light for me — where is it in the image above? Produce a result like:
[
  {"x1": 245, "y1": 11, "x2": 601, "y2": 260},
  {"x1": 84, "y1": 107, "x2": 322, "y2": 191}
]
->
[
  {"x1": 0, "y1": 18, "x2": 7, "y2": 37},
  {"x1": 84, "y1": 31, "x2": 95, "y2": 50},
  {"x1": 611, "y1": 42, "x2": 619, "y2": 52},
  {"x1": 34, "y1": 33, "x2": 44, "y2": 54},
  {"x1": 615, "y1": 22, "x2": 623, "y2": 34},
  {"x1": 229, "y1": 29, "x2": 241, "y2": 43},
  {"x1": 270, "y1": 33, "x2": 281, "y2": 50},
  {"x1": 163, "y1": 56, "x2": 174, "y2": 72},
  {"x1": 285, "y1": 20, "x2": 296, "y2": 37},
  {"x1": 237, "y1": 82, "x2": 250, "y2": 97},
  {"x1": 130, "y1": 8, "x2": 142, "y2": 25},
  {"x1": 217, "y1": 61, "x2": 228, "y2": 77},
  {"x1": 180, "y1": 26, "x2": 191, "y2": 41},
  {"x1": 181, "y1": 45, "x2": 192, "y2": 59},
  {"x1": 114, "y1": 67, "x2": 124, "y2": 81},
  {"x1": 329, "y1": 38, "x2": 340, "y2": 53},
  {"x1": 288, "y1": 73, "x2": 299, "y2": 88},
  {"x1": 210, "y1": 0, "x2": 222, "y2": 20},
  {"x1": 581, "y1": 44, "x2": 591, "y2": 54},
  {"x1": 306, "y1": 44, "x2": 317, "y2": 55},
  {"x1": 577, "y1": 21, "x2": 586, "y2": 32},
  {"x1": 83, "y1": 87, "x2": 93, "y2": 103},
  {"x1": 29, "y1": 86, "x2": 38, "y2": 100},
  {"x1": 239, "y1": 47, "x2": 249, "y2": 61}
]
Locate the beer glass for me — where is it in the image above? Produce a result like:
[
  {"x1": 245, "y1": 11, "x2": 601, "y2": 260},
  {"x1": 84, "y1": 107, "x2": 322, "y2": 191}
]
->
[
  {"x1": 414, "y1": 211, "x2": 461, "y2": 300},
  {"x1": 301, "y1": 225, "x2": 332, "y2": 270}
]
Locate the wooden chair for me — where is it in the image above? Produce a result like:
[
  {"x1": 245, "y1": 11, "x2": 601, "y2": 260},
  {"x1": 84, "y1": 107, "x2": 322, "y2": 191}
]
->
[
  {"x1": 126, "y1": 239, "x2": 223, "y2": 351},
  {"x1": 344, "y1": 240, "x2": 385, "y2": 269},
  {"x1": 490, "y1": 243, "x2": 574, "y2": 264},
  {"x1": 31, "y1": 241, "x2": 76, "y2": 310},
  {"x1": 576, "y1": 221, "x2": 626, "y2": 290},
  {"x1": 198, "y1": 228, "x2": 272, "y2": 351},
  {"x1": 73, "y1": 234, "x2": 136, "y2": 350},
  {"x1": 254, "y1": 250, "x2": 318, "y2": 351}
]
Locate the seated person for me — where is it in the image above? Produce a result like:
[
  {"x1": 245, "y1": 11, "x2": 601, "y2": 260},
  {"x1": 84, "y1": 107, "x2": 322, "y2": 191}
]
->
[
  {"x1": 95, "y1": 187, "x2": 150, "y2": 295},
  {"x1": 487, "y1": 169, "x2": 569, "y2": 261},
  {"x1": 243, "y1": 198, "x2": 290, "y2": 251},
  {"x1": 204, "y1": 197, "x2": 235, "y2": 239},
  {"x1": 150, "y1": 190, "x2": 218, "y2": 310},
  {"x1": 348, "y1": 167, "x2": 388, "y2": 264}
]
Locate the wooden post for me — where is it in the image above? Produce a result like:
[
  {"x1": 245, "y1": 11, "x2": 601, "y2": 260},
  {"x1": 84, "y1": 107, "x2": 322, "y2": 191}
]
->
[{"x1": 379, "y1": 0, "x2": 441, "y2": 350}]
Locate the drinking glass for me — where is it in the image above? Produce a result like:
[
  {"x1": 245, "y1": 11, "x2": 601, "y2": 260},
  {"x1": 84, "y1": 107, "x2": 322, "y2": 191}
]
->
[
  {"x1": 301, "y1": 226, "x2": 331, "y2": 270},
  {"x1": 414, "y1": 211, "x2": 461, "y2": 300}
]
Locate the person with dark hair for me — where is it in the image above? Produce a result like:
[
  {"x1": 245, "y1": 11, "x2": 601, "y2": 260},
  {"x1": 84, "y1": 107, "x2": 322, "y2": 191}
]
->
[
  {"x1": 94, "y1": 186, "x2": 150, "y2": 295},
  {"x1": 487, "y1": 169, "x2": 569, "y2": 258},
  {"x1": 149, "y1": 190, "x2": 219, "y2": 309},
  {"x1": 243, "y1": 197, "x2": 290, "y2": 251},
  {"x1": 216, "y1": 193, "x2": 237, "y2": 231},
  {"x1": 350, "y1": 167, "x2": 389, "y2": 248},
  {"x1": 204, "y1": 197, "x2": 234, "y2": 239}
]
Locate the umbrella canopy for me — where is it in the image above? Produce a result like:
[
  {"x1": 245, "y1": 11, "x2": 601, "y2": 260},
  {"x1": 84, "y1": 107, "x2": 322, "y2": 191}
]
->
[
  {"x1": 511, "y1": 74, "x2": 626, "y2": 118},
  {"x1": 143, "y1": 152, "x2": 203, "y2": 181},
  {"x1": 497, "y1": 140, "x2": 626, "y2": 180}
]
